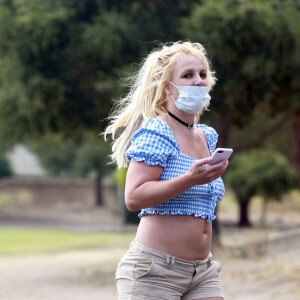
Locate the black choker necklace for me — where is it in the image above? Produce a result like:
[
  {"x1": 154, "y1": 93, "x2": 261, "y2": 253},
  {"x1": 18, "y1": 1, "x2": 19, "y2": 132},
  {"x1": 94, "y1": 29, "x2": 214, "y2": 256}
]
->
[{"x1": 167, "y1": 111, "x2": 194, "y2": 129}]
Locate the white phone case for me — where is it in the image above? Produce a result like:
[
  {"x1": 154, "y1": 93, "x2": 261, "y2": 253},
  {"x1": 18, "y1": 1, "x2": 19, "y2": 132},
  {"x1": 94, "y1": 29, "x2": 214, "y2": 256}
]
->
[{"x1": 210, "y1": 148, "x2": 233, "y2": 165}]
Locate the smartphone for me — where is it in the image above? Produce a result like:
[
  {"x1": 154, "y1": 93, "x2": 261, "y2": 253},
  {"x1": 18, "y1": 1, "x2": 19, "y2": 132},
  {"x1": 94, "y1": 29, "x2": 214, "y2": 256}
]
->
[{"x1": 210, "y1": 148, "x2": 233, "y2": 165}]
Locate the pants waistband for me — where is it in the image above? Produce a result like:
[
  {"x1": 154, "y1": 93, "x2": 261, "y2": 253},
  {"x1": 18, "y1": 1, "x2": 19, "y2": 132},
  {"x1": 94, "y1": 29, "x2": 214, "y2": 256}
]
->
[{"x1": 130, "y1": 239, "x2": 212, "y2": 269}]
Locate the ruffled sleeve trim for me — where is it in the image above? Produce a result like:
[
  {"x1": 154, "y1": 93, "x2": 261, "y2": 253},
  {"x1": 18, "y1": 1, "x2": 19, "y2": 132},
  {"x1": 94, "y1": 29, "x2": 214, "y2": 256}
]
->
[{"x1": 125, "y1": 118, "x2": 179, "y2": 167}]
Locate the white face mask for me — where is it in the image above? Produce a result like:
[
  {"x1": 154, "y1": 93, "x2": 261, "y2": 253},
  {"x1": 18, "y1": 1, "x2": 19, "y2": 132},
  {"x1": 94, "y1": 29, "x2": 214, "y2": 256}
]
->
[{"x1": 169, "y1": 81, "x2": 211, "y2": 114}]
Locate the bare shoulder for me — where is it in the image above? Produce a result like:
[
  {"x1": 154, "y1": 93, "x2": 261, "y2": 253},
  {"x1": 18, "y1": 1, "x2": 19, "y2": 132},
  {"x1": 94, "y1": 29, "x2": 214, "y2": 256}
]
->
[
  {"x1": 195, "y1": 125, "x2": 206, "y2": 140},
  {"x1": 157, "y1": 114, "x2": 170, "y2": 125}
]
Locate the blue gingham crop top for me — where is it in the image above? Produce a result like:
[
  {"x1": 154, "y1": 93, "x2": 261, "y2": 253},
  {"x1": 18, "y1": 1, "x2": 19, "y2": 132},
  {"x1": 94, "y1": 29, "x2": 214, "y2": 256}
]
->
[{"x1": 125, "y1": 118, "x2": 225, "y2": 223}]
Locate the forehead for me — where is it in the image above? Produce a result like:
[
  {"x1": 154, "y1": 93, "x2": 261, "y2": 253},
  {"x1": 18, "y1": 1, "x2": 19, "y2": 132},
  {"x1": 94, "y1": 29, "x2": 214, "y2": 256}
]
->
[{"x1": 171, "y1": 54, "x2": 206, "y2": 76}]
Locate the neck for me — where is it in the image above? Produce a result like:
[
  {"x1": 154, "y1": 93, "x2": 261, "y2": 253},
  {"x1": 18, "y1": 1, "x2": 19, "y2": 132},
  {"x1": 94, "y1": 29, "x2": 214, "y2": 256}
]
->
[{"x1": 166, "y1": 111, "x2": 194, "y2": 129}]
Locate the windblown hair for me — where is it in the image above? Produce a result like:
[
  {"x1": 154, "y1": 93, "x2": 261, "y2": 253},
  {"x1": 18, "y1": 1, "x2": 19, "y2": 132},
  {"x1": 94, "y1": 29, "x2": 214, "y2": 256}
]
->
[{"x1": 103, "y1": 41, "x2": 216, "y2": 168}]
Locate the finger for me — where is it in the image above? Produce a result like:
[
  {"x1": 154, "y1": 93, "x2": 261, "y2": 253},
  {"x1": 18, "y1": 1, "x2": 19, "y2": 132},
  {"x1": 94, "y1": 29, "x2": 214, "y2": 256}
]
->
[
  {"x1": 217, "y1": 162, "x2": 229, "y2": 177},
  {"x1": 210, "y1": 159, "x2": 228, "y2": 170},
  {"x1": 210, "y1": 161, "x2": 228, "y2": 178},
  {"x1": 221, "y1": 160, "x2": 229, "y2": 171}
]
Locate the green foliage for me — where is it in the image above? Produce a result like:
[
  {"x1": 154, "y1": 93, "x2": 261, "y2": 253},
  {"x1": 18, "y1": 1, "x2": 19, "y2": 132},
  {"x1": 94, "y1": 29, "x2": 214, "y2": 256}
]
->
[
  {"x1": 0, "y1": 0, "x2": 204, "y2": 176},
  {"x1": 0, "y1": 0, "x2": 203, "y2": 143},
  {"x1": 29, "y1": 135, "x2": 112, "y2": 178},
  {"x1": 182, "y1": 0, "x2": 299, "y2": 125},
  {"x1": 0, "y1": 0, "x2": 140, "y2": 142},
  {"x1": 0, "y1": 155, "x2": 13, "y2": 178},
  {"x1": 99, "y1": 0, "x2": 199, "y2": 44},
  {"x1": 80, "y1": 12, "x2": 138, "y2": 70},
  {"x1": 0, "y1": 0, "x2": 299, "y2": 179},
  {"x1": 74, "y1": 137, "x2": 112, "y2": 178},
  {"x1": 229, "y1": 108, "x2": 293, "y2": 157},
  {"x1": 28, "y1": 136, "x2": 75, "y2": 176},
  {"x1": 114, "y1": 167, "x2": 128, "y2": 189},
  {"x1": 225, "y1": 149, "x2": 298, "y2": 203}
]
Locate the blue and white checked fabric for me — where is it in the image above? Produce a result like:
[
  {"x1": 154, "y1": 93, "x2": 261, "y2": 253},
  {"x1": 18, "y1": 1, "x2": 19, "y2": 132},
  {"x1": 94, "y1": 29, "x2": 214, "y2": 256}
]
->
[{"x1": 125, "y1": 118, "x2": 225, "y2": 223}]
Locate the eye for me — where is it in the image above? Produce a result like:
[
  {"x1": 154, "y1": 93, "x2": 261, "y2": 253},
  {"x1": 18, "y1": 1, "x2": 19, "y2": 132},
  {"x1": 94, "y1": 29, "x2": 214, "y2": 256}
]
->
[
  {"x1": 200, "y1": 72, "x2": 207, "y2": 79},
  {"x1": 182, "y1": 73, "x2": 192, "y2": 78}
]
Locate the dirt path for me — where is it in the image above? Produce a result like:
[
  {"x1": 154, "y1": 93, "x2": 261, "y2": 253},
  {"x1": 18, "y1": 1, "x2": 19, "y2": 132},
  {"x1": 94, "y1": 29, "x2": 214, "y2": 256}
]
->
[
  {"x1": 0, "y1": 248, "x2": 121, "y2": 300},
  {"x1": 220, "y1": 248, "x2": 300, "y2": 300},
  {"x1": 1, "y1": 205, "x2": 300, "y2": 299},
  {"x1": 1, "y1": 245, "x2": 299, "y2": 300},
  {"x1": 0, "y1": 205, "x2": 129, "y2": 299}
]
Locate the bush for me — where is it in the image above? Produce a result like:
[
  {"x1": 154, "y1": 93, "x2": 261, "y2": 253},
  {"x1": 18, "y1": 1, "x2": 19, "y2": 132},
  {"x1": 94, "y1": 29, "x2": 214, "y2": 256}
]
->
[
  {"x1": 225, "y1": 149, "x2": 298, "y2": 226},
  {"x1": 225, "y1": 149, "x2": 298, "y2": 200},
  {"x1": 0, "y1": 155, "x2": 13, "y2": 178}
]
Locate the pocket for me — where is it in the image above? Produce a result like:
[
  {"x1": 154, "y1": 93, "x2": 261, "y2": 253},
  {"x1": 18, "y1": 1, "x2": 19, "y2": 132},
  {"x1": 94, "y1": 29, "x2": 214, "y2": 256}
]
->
[
  {"x1": 133, "y1": 257, "x2": 154, "y2": 280},
  {"x1": 115, "y1": 251, "x2": 139, "y2": 281},
  {"x1": 115, "y1": 250, "x2": 155, "y2": 282}
]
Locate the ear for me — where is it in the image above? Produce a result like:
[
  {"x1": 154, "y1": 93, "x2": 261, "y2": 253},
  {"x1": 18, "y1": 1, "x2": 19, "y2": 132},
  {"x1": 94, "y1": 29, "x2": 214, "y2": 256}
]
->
[{"x1": 163, "y1": 81, "x2": 172, "y2": 95}]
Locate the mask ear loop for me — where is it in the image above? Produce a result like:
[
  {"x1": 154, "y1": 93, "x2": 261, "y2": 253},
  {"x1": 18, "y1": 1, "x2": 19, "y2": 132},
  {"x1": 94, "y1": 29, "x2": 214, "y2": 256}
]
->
[
  {"x1": 168, "y1": 81, "x2": 178, "y2": 103},
  {"x1": 168, "y1": 81, "x2": 177, "y2": 88}
]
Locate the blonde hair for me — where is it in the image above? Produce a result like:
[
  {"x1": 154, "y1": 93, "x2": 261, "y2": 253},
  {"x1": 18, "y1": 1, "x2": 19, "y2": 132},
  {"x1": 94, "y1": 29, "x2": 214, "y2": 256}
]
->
[{"x1": 103, "y1": 41, "x2": 217, "y2": 168}]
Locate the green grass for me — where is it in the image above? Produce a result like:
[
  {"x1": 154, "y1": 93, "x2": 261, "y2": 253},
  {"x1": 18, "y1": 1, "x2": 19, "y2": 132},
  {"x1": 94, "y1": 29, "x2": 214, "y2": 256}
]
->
[{"x1": 0, "y1": 228, "x2": 135, "y2": 255}]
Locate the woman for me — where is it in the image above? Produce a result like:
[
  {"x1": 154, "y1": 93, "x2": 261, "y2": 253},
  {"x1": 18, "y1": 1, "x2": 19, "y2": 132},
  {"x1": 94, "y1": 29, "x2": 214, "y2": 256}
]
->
[{"x1": 104, "y1": 41, "x2": 228, "y2": 300}]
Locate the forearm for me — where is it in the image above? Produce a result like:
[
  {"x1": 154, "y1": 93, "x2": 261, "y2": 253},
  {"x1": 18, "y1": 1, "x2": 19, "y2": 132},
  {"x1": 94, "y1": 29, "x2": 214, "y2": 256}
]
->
[
  {"x1": 125, "y1": 158, "x2": 228, "y2": 212},
  {"x1": 125, "y1": 172, "x2": 195, "y2": 211}
]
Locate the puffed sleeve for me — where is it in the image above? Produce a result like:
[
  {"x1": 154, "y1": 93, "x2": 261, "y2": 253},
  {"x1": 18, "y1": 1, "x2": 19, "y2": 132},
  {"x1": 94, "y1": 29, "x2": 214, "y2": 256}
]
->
[
  {"x1": 125, "y1": 119, "x2": 179, "y2": 168},
  {"x1": 199, "y1": 124, "x2": 219, "y2": 155}
]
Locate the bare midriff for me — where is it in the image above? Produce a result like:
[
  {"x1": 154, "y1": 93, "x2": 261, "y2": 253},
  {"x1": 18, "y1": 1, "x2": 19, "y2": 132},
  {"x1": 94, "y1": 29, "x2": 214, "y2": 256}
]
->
[{"x1": 135, "y1": 214, "x2": 212, "y2": 261}]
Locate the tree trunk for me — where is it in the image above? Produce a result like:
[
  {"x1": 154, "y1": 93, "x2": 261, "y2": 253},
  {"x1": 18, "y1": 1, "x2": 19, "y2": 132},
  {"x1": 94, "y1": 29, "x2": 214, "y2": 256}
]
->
[
  {"x1": 214, "y1": 115, "x2": 233, "y2": 148},
  {"x1": 96, "y1": 169, "x2": 103, "y2": 206},
  {"x1": 212, "y1": 115, "x2": 233, "y2": 245},
  {"x1": 290, "y1": 114, "x2": 300, "y2": 183},
  {"x1": 212, "y1": 206, "x2": 221, "y2": 246},
  {"x1": 239, "y1": 198, "x2": 251, "y2": 227}
]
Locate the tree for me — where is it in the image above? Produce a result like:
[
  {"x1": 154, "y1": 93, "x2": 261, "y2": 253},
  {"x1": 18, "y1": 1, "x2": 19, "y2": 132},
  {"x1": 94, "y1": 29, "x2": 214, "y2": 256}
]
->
[
  {"x1": 73, "y1": 136, "x2": 113, "y2": 205},
  {"x1": 0, "y1": 0, "x2": 139, "y2": 142},
  {"x1": 225, "y1": 149, "x2": 298, "y2": 226},
  {"x1": 0, "y1": 0, "x2": 140, "y2": 205},
  {"x1": 29, "y1": 134, "x2": 112, "y2": 205},
  {"x1": 265, "y1": 0, "x2": 300, "y2": 182},
  {"x1": 0, "y1": 0, "x2": 203, "y2": 206},
  {"x1": 182, "y1": 0, "x2": 298, "y2": 145},
  {"x1": 181, "y1": 0, "x2": 300, "y2": 237},
  {"x1": 0, "y1": 0, "x2": 200, "y2": 142}
]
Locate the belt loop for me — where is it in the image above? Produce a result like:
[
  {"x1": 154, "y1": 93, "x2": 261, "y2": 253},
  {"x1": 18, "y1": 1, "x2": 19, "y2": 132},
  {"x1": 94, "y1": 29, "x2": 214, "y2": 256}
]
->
[
  {"x1": 166, "y1": 255, "x2": 175, "y2": 266},
  {"x1": 171, "y1": 256, "x2": 175, "y2": 265},
  {"x1": 207, "y1": 257, "x2": 212, "y2": 269},
  {"x1": 166, "y1": 255, "x2": 171, "y2": 265}
]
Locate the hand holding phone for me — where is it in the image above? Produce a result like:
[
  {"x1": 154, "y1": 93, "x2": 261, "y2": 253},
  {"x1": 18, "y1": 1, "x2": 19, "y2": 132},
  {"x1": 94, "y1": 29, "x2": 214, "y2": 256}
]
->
[{"x1": 209, "y1": 148, "x2": 233, "y2": 165}]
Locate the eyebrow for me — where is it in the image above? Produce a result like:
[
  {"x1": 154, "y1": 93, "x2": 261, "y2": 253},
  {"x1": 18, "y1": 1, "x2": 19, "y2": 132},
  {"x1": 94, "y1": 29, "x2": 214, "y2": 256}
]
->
[{"x1": 179, "y1": 67, "x2": 207, "y2": 75}]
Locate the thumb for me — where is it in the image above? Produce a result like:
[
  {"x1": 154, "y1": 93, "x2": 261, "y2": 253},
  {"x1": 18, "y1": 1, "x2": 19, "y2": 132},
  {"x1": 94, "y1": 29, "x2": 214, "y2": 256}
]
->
[{"x1": 194, "y1": 157, "x2": 212, "y2": 166}]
